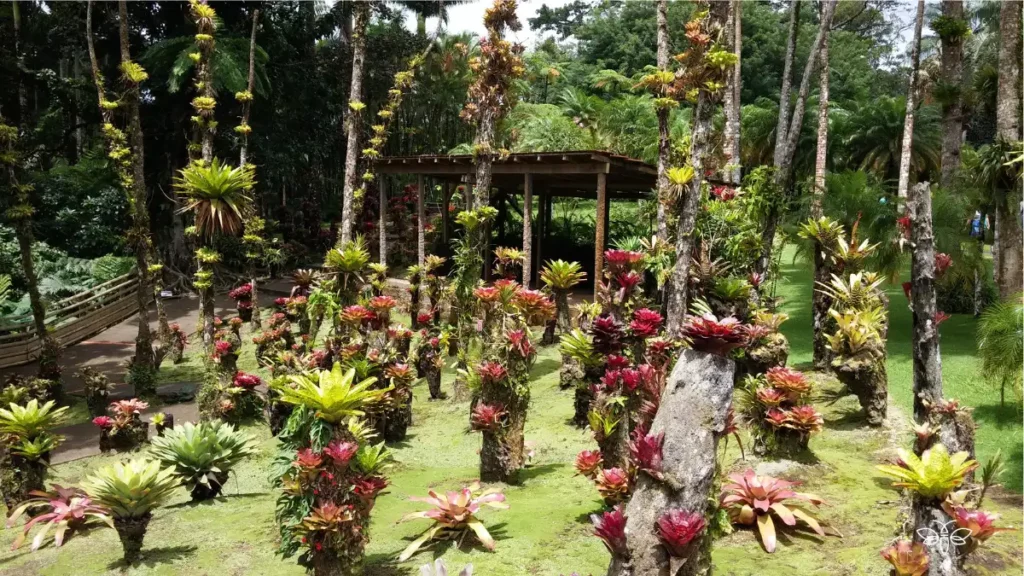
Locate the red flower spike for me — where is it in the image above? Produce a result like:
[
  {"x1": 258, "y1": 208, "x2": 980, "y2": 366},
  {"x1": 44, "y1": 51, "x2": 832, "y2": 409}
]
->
[{"x1": 657, "y1": 509, "x2": 706, "y2": 557}]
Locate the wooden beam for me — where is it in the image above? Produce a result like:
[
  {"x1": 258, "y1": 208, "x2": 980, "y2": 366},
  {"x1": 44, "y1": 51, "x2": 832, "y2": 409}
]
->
[
  {"x1": 523, "y1": 174, "x2": 533, "y2": 288},
  {"x1": 376, "y1": 162, "x2": 612, "y2": 176},
  {"x1": 594, "y1": 172, "x2": 608, "y2": 300}
]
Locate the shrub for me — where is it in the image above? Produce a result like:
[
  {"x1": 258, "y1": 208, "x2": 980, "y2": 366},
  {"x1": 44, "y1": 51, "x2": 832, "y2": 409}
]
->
[{"x1": 148, "y1": 421, "x2": 257, "y2": 501}]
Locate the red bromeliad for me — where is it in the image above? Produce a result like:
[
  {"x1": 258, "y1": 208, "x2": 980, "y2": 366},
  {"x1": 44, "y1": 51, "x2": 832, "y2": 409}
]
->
[
  {"x1": 233, "y1": 371, "x2": 262, "y2": 389},
  {"x1": 943, "y1": 504, "x2": 1014, "y2": 544},
  {"x1": 630, "y1": 308, "x2": 663, "y2": 338},
  {"x1": 470, "y1": 402, "x2": 507, "y2": 432},
  {"x1": 782, "y1": 405, "x2": 824, "y2": 434},
  {"x1": 398, "y1": 482, "x2": 508, "y2": 561},
  {"x1": 934, "y1": 253, "x2": 952, "y2": 276},
  {"x1": 720, "y1": 469, "x2": 825, "y2": 553},
  {"x1": 322, "y1": 441, "x2": 358, "y2": 468},
  {"x1": 755, "y1": 387, "x2": 787, "y2": 408},
  {"x1": 681, "y1": 314, "x2": 747, "y2": 356},
  {"x1": 592, "y1": 316, "x2": 625, "y2": 354},
  {"x1": 574, "y1": 450, "x2": 603, "y2": 479},
  {"x1": 765, "y1": 367, "x2": 812, "y2": 401},
  {"x1": 628, "y1": 431, "x2": 665, "y2": 479},
  {"x1": 603, "y1": 250, "x2": 644, "y2": 273},
  {"x1": 476, "y1": 361, "x2": 507, "y2": 384},
  {"x1": 591, "y1": 505, "x2": 628, "y2": 555},
  {"x1": 656, "y1": 509, "x2": 706, "y2": 557}
]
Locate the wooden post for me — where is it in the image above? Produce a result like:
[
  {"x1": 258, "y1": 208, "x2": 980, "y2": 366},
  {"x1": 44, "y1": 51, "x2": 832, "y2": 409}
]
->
[
  {"x1": 594, "y1": 172, "x2": 608, "y2": 300},
  {"x1": 379, "y1": 176, "x2": 387, "y2": 267},
  {"x1": 523, "y1": 174, "x2": 533, "y2": 287},
  {"x1": 442, "y1": 181, "x2": 452, "y2": 243},
  {"x1": 536, "y1": 187, "x2": 546, "y2": 285},
  {"x1": 417, "y1": 174, "x2": 425, "y2": 269}
]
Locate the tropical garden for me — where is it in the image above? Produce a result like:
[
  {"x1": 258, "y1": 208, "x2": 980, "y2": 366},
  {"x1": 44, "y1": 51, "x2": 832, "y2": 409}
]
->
[{"x1": 0, "y1": 1, "x2": 1021, "y2": 575}]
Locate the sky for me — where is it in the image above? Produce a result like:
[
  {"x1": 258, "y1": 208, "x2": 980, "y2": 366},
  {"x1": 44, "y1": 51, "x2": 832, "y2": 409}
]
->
[{"x1": 406, "y1": 0, "x2": 924, "y2": 61}]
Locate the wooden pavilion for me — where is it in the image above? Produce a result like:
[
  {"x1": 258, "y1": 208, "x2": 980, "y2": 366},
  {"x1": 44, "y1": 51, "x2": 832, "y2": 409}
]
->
[{"x1": 374, "y1": 151, "x2": 657, "y2": 296}]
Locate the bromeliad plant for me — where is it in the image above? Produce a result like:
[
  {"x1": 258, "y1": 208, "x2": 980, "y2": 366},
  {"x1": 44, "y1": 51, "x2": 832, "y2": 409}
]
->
[
  {"x1": 228, "y1": 282, "x2": 255, "y2": 322},
  {"x1": 81, "y1": 459, "x2": 181, "y2": 564},
  {"x1": 720, "y1": 469, "x2": 826, "y2": 553},
  {"x1": 880, "y1": 540, "x2": 930, "y2": 576},
  {"x1": 0, "y1": 399, "x2": 68, "y2": 509},
  {"x1": 5, "y1": 485, "x2": 113, "y2": 551},
  {"x1": 95, "y1": 398, "x2": 149, "y2": 453},
  {"x1": 271, "y1": 363, "x2": 392, "y2": 576},
  {"x1": 877, "y1": 444, "x2": 977, "y2": 501},
  {"x1": 540, "y1": 259, "x2": 587, "y2": 345},
  {"x1": 397, "y1": 481, "x2": 508, "y2": 562},
  {"x1": 148, "y1": 421, "x2": 257, "y2": 501},
  {"x1": 735, "y1": 366, "x2": 822, "y2": 455}
]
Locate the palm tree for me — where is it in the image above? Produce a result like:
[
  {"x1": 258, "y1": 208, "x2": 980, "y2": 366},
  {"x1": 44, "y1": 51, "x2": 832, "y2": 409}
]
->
[
  {"x1": 896, "y1": 0, "x2": 926, "y2": 204},
  {"x1": 994, "y1": 0, "x2": 1022, "y2": 298},
  {"x1": 839, "y1": 97, "x2": 940, "y2": 183},
  {"x1": 977, "y1": 294, "x2": 1024, "y2": 406}
]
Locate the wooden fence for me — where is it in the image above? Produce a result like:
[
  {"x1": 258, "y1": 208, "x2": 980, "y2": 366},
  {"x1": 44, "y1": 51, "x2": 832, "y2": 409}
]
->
[{"x1": 0, "y1": 273, "x2": 140, "y2": 369}]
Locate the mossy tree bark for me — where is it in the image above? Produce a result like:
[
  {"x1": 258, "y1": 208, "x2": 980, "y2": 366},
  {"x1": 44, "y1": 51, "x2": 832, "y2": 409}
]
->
[
  {"x1": 939, "y1": 0, "x2": 964, "y2": 187},
  {"x1": 114, "y1": 513, "x2": 152, "y2": 565},
  {"x1": 908, "y1": 182, "x2": 943, "y2": 422},
  {"x1": 654, "y1": 0, "x2": 670, "y2": 240},
  {"x1": 896, "y1": 0, "x2": 925, "y2": 205},
  {"x1": 339, "y1": 4, "x2": 368, "y2": 246},
  {"x1": 995, "y1": 0, "x2": 1022, "y2": 298},
  {"x1": 607, "y1": 350, "x2": 735, "y2": 576}
]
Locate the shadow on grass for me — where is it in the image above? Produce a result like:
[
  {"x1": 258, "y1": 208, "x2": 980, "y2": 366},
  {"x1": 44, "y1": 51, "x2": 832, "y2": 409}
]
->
[
  {"x1": 107, "y1": 544, "x2": 198, "y2": 570},
  {"x1": 823, "y1": 406, "x2": 871, "y2": 431},
  {"x1": 518, "y1": 462, "x2": 565, "y2": 484},
  {"x1": 530, "y1": 358, "x2": 561, "y2": 379},
  {"x1": 165, "y1": 492, "x2": 266, "y2": 510},
  {"x1": 386, "y1": 433, "x2": 418, "y2": 449}
]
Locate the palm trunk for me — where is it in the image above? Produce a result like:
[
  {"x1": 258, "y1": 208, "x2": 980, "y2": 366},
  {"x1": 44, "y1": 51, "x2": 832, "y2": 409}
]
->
[
  {"x1": 995, "y1": 0, "x2": 1023, "y2": 299},
  {"x1": 939, "y1": 1, "x2": 964, "y2": 188},
  {"x1": 339, "y1": 3, "x2": 369, "y2": 245},
  {"x1": 772, "y1": 0, "x2": 800, "y2": 168},
  {"x1": 655, "y1": 0, "x2": 670, "y2": 239},
  {"x1": 759, "y1": 0, "x2": 837, "y2": 276},
  {"x1": 473, "y1": 107, "x2": 497, "y2": 208},
  {"x1": 118, "y1": 0, "x2": 157, "y2": 388},
  {"x1": 722, "y1": 0, "x2": 742, "y2": 185},
  {"x1": 239, "y1": 9, "x2": 259, "y2": 168},
  {"x1": 909, "y1": 182, "x2": 943, "y2": 422},
  {"x1": 896, "y1": 0, "x2": 925, "y2": 206}
]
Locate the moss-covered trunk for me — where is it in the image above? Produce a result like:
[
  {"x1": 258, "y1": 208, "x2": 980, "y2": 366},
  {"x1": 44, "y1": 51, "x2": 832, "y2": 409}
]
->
[
  {"x1": 834, "y1": 355, "x2": 887, "y2": 426},
  {"x1": 114, "y1": 513, "x2": 152, "y2": 565},
  {"x1": 480, "y1": 399, "x2": 526, "y2": 483}
]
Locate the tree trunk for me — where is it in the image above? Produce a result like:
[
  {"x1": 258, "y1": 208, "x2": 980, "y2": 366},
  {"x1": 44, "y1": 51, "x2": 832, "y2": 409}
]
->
[
  {"x1": 896, "y1": 0, "x2": 925, "y2": 205},
  {"x1": 909, "y1": 182, "x2": 943, "y2": 422},
  {"x1": 473, "y1": 107, "x2": 497, "y2": 208},
  {"x1": 772, "y1": 0, "x2": 800, "y2": 169},
  {"x1": 666, "y1": 2, "x2": 729, "y2": 338},
  {"x1": 606, "y1": 350, "x2": 735, "y2": 576},
  {"x1": 759, "y1": 0, "x2": 837, "y2": 275},
  {"x1": 239, "y1": 9, "x2": 259, "y2": 168},
  {"x1": 522, "y1": 174, "x2": 533, "y2": 285},
  {"x1": 339, "y1": 3, "x2": 369, "y2": 245},
  {"x1": 911, "y1": 498, "x2": 966, "y2": 576},
  {"x1": 811, "y1": 7, "x2": 830, "y2": 218},
  {"x1": 723, "y1": 0, "x2": 742, "y2": 185},
  {"x1": 118, "y1": 0, "x2": 157, "y2": 384},
  {"x1": 655, "y1": 0, "x2": 671, "y2": 239},
  {"x1": 811, "y1": 242, "x2": 832, "y2": 369},
  {"x1": 996, "y1": 0, "x2": 1023, "y2": 298},
  {"x1": 114, "y1": 513, "x2": 152, "y2": 565},
  {"x1": 939, "y1": 0, "x2": 964, "y2": 188},
  {"x1": 379, "y1": 178, "x2": 388, "y2": 267}
]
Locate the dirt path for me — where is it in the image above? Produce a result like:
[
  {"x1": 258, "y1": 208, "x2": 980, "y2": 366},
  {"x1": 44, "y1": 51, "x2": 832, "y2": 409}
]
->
[{"x1": 3, "y1": 280, "x2": 292, "y2": 463}]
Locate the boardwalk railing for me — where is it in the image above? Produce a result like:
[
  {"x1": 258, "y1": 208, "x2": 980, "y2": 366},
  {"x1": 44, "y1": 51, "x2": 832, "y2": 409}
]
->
[{"x1": 0, "y1": 272, "x2": 140, "y2": 369}]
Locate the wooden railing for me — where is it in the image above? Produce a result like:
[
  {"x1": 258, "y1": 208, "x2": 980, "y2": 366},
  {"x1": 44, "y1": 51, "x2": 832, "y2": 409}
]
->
[{"x1": 0, "y1": 272, "x2": 140, "y2": 369}]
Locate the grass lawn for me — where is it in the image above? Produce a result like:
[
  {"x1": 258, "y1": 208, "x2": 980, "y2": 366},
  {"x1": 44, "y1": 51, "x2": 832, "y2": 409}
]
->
[{"x1": 1, "y1": 249, "x2": 1020, "y2": 575}]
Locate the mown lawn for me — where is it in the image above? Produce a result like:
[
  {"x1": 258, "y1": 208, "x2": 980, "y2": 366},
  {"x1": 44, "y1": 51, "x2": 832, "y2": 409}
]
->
[{"x1": 1, "y1": 252, "x2": 1020, "y2": 575}]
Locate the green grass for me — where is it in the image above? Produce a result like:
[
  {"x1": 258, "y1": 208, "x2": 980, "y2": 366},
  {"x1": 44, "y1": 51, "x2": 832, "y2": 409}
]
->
[
  {"x1": 774, "y1": 247, "x2": 1024, "y2": 493},
  {"x1": 1, "y1": 254, "x2": 1020, "y2": 575}
]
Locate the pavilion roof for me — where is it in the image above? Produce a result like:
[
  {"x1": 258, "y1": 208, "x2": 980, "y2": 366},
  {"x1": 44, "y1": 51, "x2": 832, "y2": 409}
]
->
[{"x1": 375, "y1": 150, "x2": 657, "y2": 198}]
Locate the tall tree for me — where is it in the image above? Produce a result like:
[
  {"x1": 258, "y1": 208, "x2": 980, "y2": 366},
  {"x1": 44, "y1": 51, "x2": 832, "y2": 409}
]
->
[
  {"x1": 937, "y1": 0, "x2": 965, "y2": 188},
  {"x1": 772, "y1": 0, "x2": 800, "y2": 168},
  {"x1": 995, "y1": 0, "x2": 1022, "y2": 298},
  {"x1": 723, "y1": 0, "x2": 742, "y2": 185},
  {"x1": 464, "y1": 0, "x2": 523, "y2": 208},
  {"x1": 654, "y1": 0, "x2": 670, "y2": 240},
  {"x1": 339, "y1": 3, "x2": 370, "y2": 245},
  {"x1": 665, "y1": 3, "x2": 733, "y2": 337},
  {"x1": 811, "y1": 3, "x2": 830, "y2": 217},
  {"x1": 896, "y1": 0, "x2": 925, "y2": 205},
  {"x1": 758, "y1": 0, "x2": 837, "y2": 275}
]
